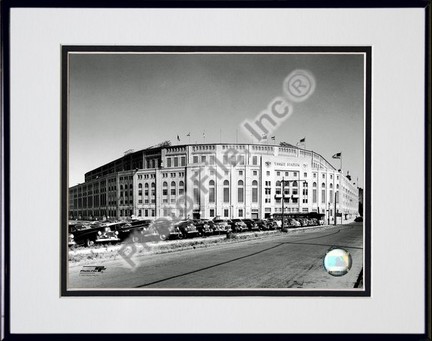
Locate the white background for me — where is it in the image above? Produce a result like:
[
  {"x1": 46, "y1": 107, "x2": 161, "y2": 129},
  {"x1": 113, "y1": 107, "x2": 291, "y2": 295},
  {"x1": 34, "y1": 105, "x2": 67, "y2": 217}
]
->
[{"x1": 9, "y1": 8, "x2": 425, "y2": 333}]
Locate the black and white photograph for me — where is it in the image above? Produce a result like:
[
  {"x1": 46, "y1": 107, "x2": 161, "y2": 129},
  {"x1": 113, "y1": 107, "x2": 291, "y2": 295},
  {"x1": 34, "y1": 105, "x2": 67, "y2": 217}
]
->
[
  {"x1": 63, "y1": 47, "x2": 370, "y2": 295},
  {"x1": 3, "y1": 2, "x2": 429, "y2": 336}
]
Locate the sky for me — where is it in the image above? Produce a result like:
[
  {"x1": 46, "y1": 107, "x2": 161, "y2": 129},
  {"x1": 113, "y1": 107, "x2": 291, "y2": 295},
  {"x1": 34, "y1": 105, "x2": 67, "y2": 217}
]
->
[{"x1": 69, "y1": 52, "x2": 365, "y2": 187}]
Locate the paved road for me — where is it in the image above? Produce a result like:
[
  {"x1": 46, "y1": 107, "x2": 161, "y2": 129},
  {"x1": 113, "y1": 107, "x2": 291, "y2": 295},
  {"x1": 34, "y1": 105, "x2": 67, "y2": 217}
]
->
[{"x1": 68, "y1": 222, "x2": 363, "y2": 290}]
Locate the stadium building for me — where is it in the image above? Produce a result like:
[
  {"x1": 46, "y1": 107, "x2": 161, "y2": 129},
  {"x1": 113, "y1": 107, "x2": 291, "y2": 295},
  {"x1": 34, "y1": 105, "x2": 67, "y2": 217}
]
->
[{"x1": 69, "y1": 143, "x2": 359, "y2": 221}]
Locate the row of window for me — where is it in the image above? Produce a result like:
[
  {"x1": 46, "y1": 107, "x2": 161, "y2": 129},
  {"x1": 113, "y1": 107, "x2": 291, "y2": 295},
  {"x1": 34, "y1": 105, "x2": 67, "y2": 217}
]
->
[{"x1": 165, "y1": 156, "x2": 187, "y2": 168}]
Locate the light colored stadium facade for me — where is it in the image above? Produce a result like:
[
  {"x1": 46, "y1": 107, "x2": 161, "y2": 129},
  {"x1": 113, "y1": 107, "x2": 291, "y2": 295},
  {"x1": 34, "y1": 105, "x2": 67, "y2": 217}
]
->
[{"x1": 69, "y1": 143, "x2": 359, "y2": 221}]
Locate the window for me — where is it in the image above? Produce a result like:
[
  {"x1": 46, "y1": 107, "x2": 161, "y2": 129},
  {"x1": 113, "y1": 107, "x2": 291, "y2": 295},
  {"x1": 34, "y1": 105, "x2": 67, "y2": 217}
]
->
[
  {"x1": 313, "y1": 189, "x2": 317, "y2": 203},
  {"x1": 292, "y1": 181, "x2": 298, "y2": 187},
  {"x1": 181, "y1": 156, "x2": 186, "y2": 166},
  {"x1": 193, "y1": 180, "x2": 200, "y2": 203},
  {"x1": 239, "y1": 170, "x2": 243, "y2": 176},
  {"x1": 285, "y1": 172, "x2": 289, "y2": 176},
  {"x1": 252, "y1": 156, "x2": 258, "y2": 165},
  {"x1": 321, "y1": 189, "x2": 326, "y2": 204},
  {"x1": 201, "y1": 155, "x2": 207, "y2": 163},
  {"x1": 138, "y1": 183, "x2": 142, "y2": 189},
  {"x1": 179, "y1": 181, "x2": 185, "y2": 195},
  {"x1": 253, "y1": 171, "x2": 258, "y2": 176},
  {"x1": 209, "y1": 180, "x2": 215, "y2": 203},
  {"x1": 252, "y1": 180, "x2": 258, "y2": 203},
  {"x1": 224, "y1": 209, "x2": 229, "y2": 217},
  {"x1": 193, "y1": 156, "x2": 199, "y2": 164},
  {"x1": 277, "y1": 171, "x2": 280, "y2": 176},
  {"x1": 304, "y1": 172, "x2": 307, "y2": 177},
  {"x1": 171, "y1": 181, "x2": 176, "y2": 196},
  {"x1": 167, "y1": 158, "x2": 172, "y2": 167},
  {"x1": 322, "y1": 174, "x2": 325, "y2": 179},
  {"x1": 238, "y1": 209, "x2": 244, "y2": 217},
  {"x1": 313, "y1": 173, "x2": 317, "y2": 178},
  {"x1": 223, "y1": 180, "x2": 230, "y2": 203},
  {"x1": 209, "y1": 209, "x2": 215, "y2": 217},
  {"x1": 239, "y1": 155, "x2": 245, "y2": 165},
  {"x1": 322, "y1": 182, "x2": 325, "y2": 188},
  {"x1": 266, "y1": 171, "x2": 270, "y2": 176},
  {"x1": 330, "y1": 190, "x2": 333, "y2": 203},
  {"x1": 174, "y1": 157, "x2": 178, "y2": 167},
  {"x1": 209, "y1": 155, "x2": 215, "y2": 165},
  {"x1": 162, "y1": 181, "x2": 168, "y2": 196},
  {"x1": 238, "y1": 180, "x2": 244, "y2": 203}
]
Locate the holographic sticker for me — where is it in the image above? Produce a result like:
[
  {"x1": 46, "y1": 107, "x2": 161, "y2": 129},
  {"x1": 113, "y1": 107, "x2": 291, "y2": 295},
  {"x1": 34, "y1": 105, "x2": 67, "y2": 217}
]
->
[{"x1": 323, "y1": 248, "x2": 352, "y2": 277}]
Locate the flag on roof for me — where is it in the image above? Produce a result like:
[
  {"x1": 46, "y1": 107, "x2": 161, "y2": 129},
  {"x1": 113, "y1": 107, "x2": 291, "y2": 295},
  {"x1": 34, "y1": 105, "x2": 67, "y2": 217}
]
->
[{"x1": 332, "y1": 152, "x2": 342, "y2": 159}]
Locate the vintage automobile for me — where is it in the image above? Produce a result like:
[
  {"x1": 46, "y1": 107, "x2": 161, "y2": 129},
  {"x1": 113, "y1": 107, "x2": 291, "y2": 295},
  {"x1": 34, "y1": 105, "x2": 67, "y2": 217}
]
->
[
  {"x1": 253, "y1": 219, "x2": 271, "y2": 230},
  {"x1": 266, "y1": 219, "x2": 281, "y2": 229},
  {"x1": 229, "y1": 219, "x2": 248, "y2": 232},
  {"x1": 202, "y1": 220, "x2": 216, "y2": 234},
  {"x1": 286, "y1": 218, "x2": 301, "y2": 227},
  {"x1": 149, "y1": 217, "x2": 182, "y2": 240},
  {"x1": 354, "y1": 216, "x2": 363, "y2": 223},
  {"x1": 265, "y1": 219, "x2": 279, "y2": 229},
  {"x1": 95, "y1": 226, "x2": 121, "y2": 244},
  {"x1": 68, "y1": 223, "x2": 108, "y2": 247},
  {"x1": 175, "y1": 220, "x2": 200, "y2": 239},
  {"x1": 212, "y1": 219, "x2": 232, "y2": 234},
  {"x1": 193, "y1": 219, "x2": 213, "y2": 236},
  {"x1": 242, "y1": 219, "x2": 260, "y2": 231},
  {"x1": 115, "y1": 219, "x2": 153, "y2": 241}
]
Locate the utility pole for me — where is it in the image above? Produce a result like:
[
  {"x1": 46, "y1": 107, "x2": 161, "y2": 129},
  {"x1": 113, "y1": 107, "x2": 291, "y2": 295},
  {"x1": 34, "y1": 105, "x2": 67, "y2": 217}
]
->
[
  {"x1": 334, "y1": 191, "x2": 337, "y2": 226},
  {"x1": 281, "y1": 177, "x2": 285, "y2": 230}
]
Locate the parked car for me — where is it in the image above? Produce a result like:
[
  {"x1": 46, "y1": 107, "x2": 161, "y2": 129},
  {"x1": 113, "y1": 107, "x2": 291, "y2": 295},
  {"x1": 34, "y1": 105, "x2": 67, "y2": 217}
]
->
[
  {"x1": 202, "y1": 220, "x2": 216, "y2": 234},
  {"x1": 354, "y1": 216, "x2": 363, "y2": 222},
  {"x1": 95, "y1": 226, "x2": 121, "y2": 244},
  {"x1": 69, "y1": 223, "x2": 110, "y2": 247},
  {"x1": 193, "y1": 219, "x2": 213, "y2": 236},
  {"x1": 115, "y1": 219, "x2": 154, "y2": 242},
  {"x1": 242, "y1": 219, "x2": 260, "y2": 231},
  {"x1": 286, "y1": 219, "x2": 301, "y2": 227},
  {"x1": 175, "y1": 220, "x2": 200, "y2": 238},
  {"x1": 266, "y1": 218, "x2": 282, "y2": 230},
  {"x1": 150, "y1": 218, "x2": 182, "y2": 240},
  {"x1": 230, "y1": 219, "x2": 248, "y2": 232},
  {"x1": 212, "y1": 219, "x2": 232, "y2": 234},
  {"x1": 254, "y1": 219, "x2": 270, "y2": 231}
]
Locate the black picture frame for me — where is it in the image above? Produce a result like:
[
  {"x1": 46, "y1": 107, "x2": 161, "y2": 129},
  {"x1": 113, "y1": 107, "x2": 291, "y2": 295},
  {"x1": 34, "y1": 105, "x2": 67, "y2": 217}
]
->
[{"x1": 1, "y1": 0, "x2": 430, "y2": 339}]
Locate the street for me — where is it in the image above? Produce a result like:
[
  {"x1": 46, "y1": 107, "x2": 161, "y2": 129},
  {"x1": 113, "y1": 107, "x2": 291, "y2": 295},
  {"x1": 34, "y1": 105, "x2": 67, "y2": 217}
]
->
[{"x1": 68, "y1": 222, "x2": 363, "y2": 290}]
